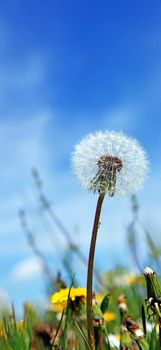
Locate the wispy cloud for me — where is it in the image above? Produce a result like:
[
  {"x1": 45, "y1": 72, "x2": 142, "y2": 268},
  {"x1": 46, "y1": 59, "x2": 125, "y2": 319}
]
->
[{"x1": 11, "y1": 257, "x2": 44, "y2": 282}]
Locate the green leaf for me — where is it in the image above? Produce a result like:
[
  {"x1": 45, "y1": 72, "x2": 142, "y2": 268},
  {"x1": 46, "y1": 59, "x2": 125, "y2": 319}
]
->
[
  {"x1": 100, "y1": 294, "x2": 110, "y2": 313},
  {"x1": 149, "y1": 322, "x2": 157, "y2": 350},
  {"x1": 106, "y1": 337, "x2": 111, "y2": 350},
  {"x1": 136, "y1": 337, "x2": 149, "y2": 350}
]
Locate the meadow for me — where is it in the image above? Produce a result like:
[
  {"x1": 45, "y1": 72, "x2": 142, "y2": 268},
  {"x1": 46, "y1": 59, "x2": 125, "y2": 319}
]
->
[
  {"x1": 1, "y1": 131, "x2": 161, "y2": 350},
  {"x1": 1, "y1": 221, "x2": 161, "y2": 350}
]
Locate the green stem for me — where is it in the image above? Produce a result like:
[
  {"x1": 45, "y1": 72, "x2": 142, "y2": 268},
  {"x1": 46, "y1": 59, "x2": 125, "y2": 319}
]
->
[
  {"x1": 159, "y1": 317, "x2": 161, "y2": 350},
  {"x1": 119, "y1": 311, "x2": 123, "y2": 350},
  {"x1": 86, "y1": 193, "x2": 105, "y2": 350}
]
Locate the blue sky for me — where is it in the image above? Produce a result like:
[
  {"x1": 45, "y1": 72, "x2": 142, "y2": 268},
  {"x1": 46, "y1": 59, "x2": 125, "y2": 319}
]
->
[{"x1": 0, "y1": 0, "x2": 161, "y2": 313}]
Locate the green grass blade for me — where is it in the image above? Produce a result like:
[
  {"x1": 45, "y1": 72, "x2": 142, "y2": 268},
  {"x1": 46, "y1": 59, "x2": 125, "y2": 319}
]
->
[
  {"x1": 52, "y1": 309, "x2": 65, "y2": 346},
  {"x1": 61, "y1": 279, "x2": 74, "y2": 350},
  {"x1": 74, "y1": 320, "x2": 92, "y2": 350}
]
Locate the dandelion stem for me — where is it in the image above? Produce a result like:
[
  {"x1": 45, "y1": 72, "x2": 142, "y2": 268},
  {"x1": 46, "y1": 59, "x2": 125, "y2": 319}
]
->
[{"x1": 87, "y1": 192, "x2": 105, "y2": 350}]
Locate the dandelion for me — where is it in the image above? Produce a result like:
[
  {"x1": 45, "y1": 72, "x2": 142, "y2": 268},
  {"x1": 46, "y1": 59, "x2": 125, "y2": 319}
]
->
[
  {"x1": 95, "y1": 293, "x2": 104, "y2": 304},
  {"x1": 103, "y1": 311, "x2": 116, "y2": 323},
  {"x1": 72, "y1": 130, "x2": 148, "y2": 350},
  {"x1": 144, "y1": 266, "x2": 161, "y2": 300},
  {"x1": 72, "y1": 131, "x2": 148, "y2": 196},
  {"x1": 144, "y1": 267, "x2": 161, "y2": 347},
  {"x1": 126, "y1": 273, "x2": 144, "y2": 286},
  {"x1": 51, "y1": 287, "x2": 86, "y2": 308}
]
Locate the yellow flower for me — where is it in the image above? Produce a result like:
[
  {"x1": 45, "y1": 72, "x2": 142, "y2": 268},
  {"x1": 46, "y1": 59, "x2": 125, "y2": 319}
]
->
[
  {"x1": 95, "y1": 293, "x2": 104, "y2": 304},
  {"x1": 53, "y1": 302, "x2": 66, "y2": 313},
  {"x1": 116, "y1": 334, "x2": 121, "y2": 341},
  {"x1": 51, "y1": 287, "x2": 86, "y2": 308},
  {"x1": 125, "y1": 274, "x2": 144, "y2": 286},
  {"x1": 103, "y1": 311, "x2": 116, "y2": 323}
]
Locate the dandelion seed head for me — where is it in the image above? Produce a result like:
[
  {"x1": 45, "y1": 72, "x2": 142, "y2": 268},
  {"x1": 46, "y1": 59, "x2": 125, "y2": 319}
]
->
[{"x1": 72, "y1": 130, "x2": 149, "y2": 196}]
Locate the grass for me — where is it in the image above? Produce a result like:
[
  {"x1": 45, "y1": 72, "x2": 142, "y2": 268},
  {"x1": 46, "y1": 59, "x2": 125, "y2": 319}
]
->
[
  {"x1": 0, "y1": 267, "x2": 161, "y2": 349},
  {"x1": 2, "y1": 171, "x2": 161, "y2": 349}
]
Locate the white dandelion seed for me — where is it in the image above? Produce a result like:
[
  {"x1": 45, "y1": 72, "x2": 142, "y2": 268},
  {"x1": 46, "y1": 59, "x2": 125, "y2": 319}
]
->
[{"x1": 72, "y1": 131, "x2": 149, "y2": 196}]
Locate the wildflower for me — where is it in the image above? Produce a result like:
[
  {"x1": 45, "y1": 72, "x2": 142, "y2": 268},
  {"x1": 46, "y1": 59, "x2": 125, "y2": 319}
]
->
[
  {"x1": 144, "y1": 266, "x2": 161, "y2": 303},
  {"x1": 125, "y1": 316, "x2": 144, "y2": 338},
  {"x1": 72, "y1": 131, "x2": 148, "y2": 350},
  {"x1": 72, "y1": 131, "x2": 148, "y2": 196},
  {"x1": 103, "y1": 311, "x2": 116, "y2": 323},
  {"x1": 144, "y1": 267, "x2": 161, "y2": 346},
  {"x1": 126, "y1": 274, "x2": 144, "y2": 286},
  {"x1": 118, "y1": 294, "x2": 127, "y2": 313},
  {"x1": 120, "y1": 325, "x2": 134, "y2": 348},
  {"x1": 51, "y1": 287, "x2": 86, "y2": 308},
  {"x1": 95, "y1": 293, "x2": 104, "y2": 304},
  {"x1": 52, "y1": 302, "x2": 65, "y2": 313},
  {"x1": 124, "y1": 316, "x2": 149, "y2": 350}
]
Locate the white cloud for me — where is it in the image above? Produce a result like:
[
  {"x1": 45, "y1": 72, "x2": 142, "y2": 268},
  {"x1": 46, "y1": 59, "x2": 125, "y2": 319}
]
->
[{"x1": 11, "y1": 257, "x2": 44, "y2": 282}]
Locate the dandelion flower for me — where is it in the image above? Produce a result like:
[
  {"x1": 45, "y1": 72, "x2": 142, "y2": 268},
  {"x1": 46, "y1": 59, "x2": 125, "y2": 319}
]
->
[
  {"x1": 51, "y1": 287, "x2": 86, "y2": 307},
  {"x1": 72, "y1": 131, "x2": 148, "y2": 196},
  {"x1": 103, "y1": 311, "x2": 116, "y2": 323},
  {"x1": 95, "y1": 293, "x2": 104, "y2": 304},
  {"x1": 71, "y1": 131, "x2": 149, "y2": 349}
]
